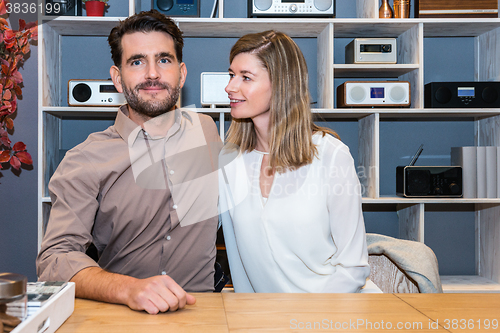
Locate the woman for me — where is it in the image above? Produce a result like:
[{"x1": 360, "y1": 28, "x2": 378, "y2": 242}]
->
[{"x1": 218, "y1": 30, "x2": 370, "y2": 293}]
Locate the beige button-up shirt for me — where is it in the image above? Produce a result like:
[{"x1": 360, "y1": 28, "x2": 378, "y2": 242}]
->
[{"x1": 37, "y1": 105, "x2": 222, "y2": 292}]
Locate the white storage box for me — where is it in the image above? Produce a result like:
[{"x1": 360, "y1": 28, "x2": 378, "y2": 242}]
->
[{"x1": 12, "y1": 282, "x2": 75, "y2": 333}]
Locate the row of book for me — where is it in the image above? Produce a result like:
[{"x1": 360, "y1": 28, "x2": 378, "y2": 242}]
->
[{"x1": 451, "y1": 146, "x2": 500, "y2": 198}]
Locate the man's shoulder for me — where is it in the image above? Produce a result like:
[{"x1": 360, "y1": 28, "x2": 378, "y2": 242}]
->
[
  {"x1": 180, "y1": 109, "x2": 220, "y2": 140},
  {"x1": 67, "y1": 125, "x2": 124, "y2": 158}
]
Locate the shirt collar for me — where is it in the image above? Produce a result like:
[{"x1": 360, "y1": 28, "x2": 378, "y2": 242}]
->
[{"x1": 114, "y1": 105, "x2": 188, "y2": 148}]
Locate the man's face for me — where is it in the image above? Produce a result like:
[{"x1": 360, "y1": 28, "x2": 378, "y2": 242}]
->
[{"x1": 110, "y1": 31, "x2": 186, "y2": 118}]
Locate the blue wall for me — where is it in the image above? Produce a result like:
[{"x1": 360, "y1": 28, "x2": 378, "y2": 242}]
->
[{"x1": 0, "y1": 18, "x2": 38, "y2": 281}]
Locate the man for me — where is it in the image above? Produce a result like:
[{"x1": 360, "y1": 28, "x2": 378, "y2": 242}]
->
[{"x1": 36, "y1": 10, "x2": 221, "y2": 314}]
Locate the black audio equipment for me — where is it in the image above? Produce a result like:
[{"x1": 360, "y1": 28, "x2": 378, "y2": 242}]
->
[
  {"x1": 45, "y1": 0, "x2": 82, "y2": 16},
  {"x1": 153, "y1": 0, "x2": 200, "y2": 17},
  {"x1": 248, "y1": 0, "x2": 335, "y2": 17},
  {"x1": 424, "y1": 82, "x2": 500, "y2": 108},
  {"x1": 396, "y1": 144, "x2": 462, "y2": 197},
  {"x1": 396, "y1": 166, "x2": 463, "y2": 197}
]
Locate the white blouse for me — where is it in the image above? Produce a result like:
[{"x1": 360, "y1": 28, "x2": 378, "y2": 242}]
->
[{"x1": 218, "y1": 133, "x2": 370, "y2": 293}]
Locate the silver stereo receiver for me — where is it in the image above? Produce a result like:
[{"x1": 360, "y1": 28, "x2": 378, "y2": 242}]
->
[
  {"x1": 201, "y1": 72, "x2": 230, "y2": 106},
  {"x1": 68, "y1": 80, "x2": 126, "y2": 106},
  {"x1": 337, "y1": 81, "x2": 410, "y2": 108},
  {"x1": 345, "y1": 38, "x2": 397, "y2": 64},
  {"x1": 248, "y1": 0, "x2": 335, "y2": 17}
]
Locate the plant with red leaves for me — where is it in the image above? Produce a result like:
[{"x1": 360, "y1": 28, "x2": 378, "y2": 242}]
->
[{"x1": 0, "y1": 0, "x2": 38, "y2": 175}]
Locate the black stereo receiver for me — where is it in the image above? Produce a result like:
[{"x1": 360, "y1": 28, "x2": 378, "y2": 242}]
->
[
  {"x1": 153, "y1": 0, "x2": 200, "y2": 17},
  {"x1": 396, "y1": 166, "x2": 463, "y2": 197},
  {"x1": 424, "y1": 81, "x2": 500, "y2": 108}
]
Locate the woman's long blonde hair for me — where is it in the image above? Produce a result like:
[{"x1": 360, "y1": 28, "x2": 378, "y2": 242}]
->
[{"x1": 226, "y1": 30, "x2": 339, "y2": 172}]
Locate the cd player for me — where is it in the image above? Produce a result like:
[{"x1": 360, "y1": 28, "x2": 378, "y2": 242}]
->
[{"x1": 248, "y1": 0, "x2": 335, "y2": 17}]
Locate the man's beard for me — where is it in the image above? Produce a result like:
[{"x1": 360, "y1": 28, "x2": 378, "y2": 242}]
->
[{"x1": 121, "y1": 79, "x2": 181, "y2": 118}]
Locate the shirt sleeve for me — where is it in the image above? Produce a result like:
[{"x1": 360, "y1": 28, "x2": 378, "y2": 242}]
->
[
  {"x1": 36, "y1": 147, "x2": 101, "y2": 282},
  {"x1": 323, "y1": 139, "x2": 370, "y2": 292},
  {"x1": 218, "y1": 153, "x2": 255, "y2": 293}
]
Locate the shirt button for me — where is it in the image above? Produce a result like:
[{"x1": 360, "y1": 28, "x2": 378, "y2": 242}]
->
[
  {"x1": 173, "y1": 204, "x2": 177, "y2": 209},
  {"x1": 166, "y1": 235, "x2": 171, "y2": 241},
  {"x1": 170, "y1": 170, "x2": 175, "y2": 175},
  {"x1": 161, "y1": 271, "x2": 166, "y2": 275}
]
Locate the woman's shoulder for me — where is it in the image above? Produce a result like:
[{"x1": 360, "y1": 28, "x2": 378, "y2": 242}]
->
[{"x1": 313, "y1": 131, "x2": 348, "y2": 151}]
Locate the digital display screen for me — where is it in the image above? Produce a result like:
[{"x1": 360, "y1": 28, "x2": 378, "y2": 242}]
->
[
  {"x1": 361, "y1": 44, "x2": 382, "y2": 52},
  {"x1": 177, "y1": 0, "x2": 194, "y2": 4},
  {"x1": 370, "y1": 87, "x2": 385, "y2": 99},
  {"x1": 100, "y1": 85, "x2": 118, "y2": 93},
  {"x1": 457, "y1": 87, "x2": 475, "y2": 97},
  {"x1": 282, "y1": 0, "x2": 305, "y2": 2}
]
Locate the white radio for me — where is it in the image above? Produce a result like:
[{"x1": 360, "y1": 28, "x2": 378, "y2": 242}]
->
[
  {"x1": 345, "y1": 38, "x2": 397, "y2": 64},
  {"x1": 337, "y1": 81, "x2": 411, "y2": 108},
  {"x1": 68, "y1": 80, "x2": 126, "y2": 106},
  {"x1": 249, "y1": 0, "x2": 335, "y2": 17},
  {"x1": 200, "y1": 72, "x2": 230, "y2": 106}
]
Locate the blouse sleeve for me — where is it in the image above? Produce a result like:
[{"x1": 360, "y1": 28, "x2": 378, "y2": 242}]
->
[
  {"x1": 218, "y1": 153, "x2": 254, "y2": 292},
  {"x1": 323, "y1": 138, "x2": 370, "y2": 292}
]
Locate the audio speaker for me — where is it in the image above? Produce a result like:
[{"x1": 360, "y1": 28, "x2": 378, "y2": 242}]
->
[
  {"x1": 152, "y1": 0, "x2": 200, "y2": 17},
  {"x1": 249, "y1": 0, "x2": 335, "y2": 17},
  {"x1": 200, "y1": 72, "x2": 230, "y2": 106},
  {"x1": 424, "y1": 82, "x2": 500, "y2": 108},
  {"x1": 68, "y1": 80, "x2": 126, "y2": 106},
  {"x1": 396, "y1": 166, "x2": 462, "y2": 197},
  {"x1": 337, "y1": 81, "x2": 410, "y2": 107}
]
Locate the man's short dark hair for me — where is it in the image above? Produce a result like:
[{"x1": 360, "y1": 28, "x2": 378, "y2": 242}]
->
[{"x1": 108, "y1": 9, "x2": 184, "y2": 67}]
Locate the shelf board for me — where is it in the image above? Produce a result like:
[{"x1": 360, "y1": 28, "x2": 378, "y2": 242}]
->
[
  {"x1": 42, "y1": 16, "x2": 126, "y2": 36},
  {"x1": 43, "y1": 17, "x2": 500, "y2": 38},
  {"x1": 42, "y1": 17, "x2": 332, "y2": 37},
  {"x1": 333, "y1": 19, "x2": 419, "y2": 37},
  {"x1": 441, "y1": 275, "x2": 500, "y2": 293},
  {"x1": 41, "y1": 196, "x2": 500, "y2": 205},
  {"x1": 363, "y1": 196, "x2": 500, "y2": 204},
  {"x1": 175, "y1": 18, "x2": 331, "y2": 37},
  {"x1": 43, "y1": 107, "x2": 119, "y2": 118},
  {"x1": 41, "y1": 106, "x2": 231, "y2": 118},
  {"x1": 333, "y1": 64, "x2": 419, "y2": 78},
  {"x1": 41, "y1": 107, "x2": 500, "y2": 120},
  {"x1": 421, "y1": 18, "x2": 500, "y2": 37}
]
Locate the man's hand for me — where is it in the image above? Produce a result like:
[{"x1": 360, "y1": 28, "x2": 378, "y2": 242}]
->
[
  {"x1": 70, "y1": 267, "x2": 196, "y2": 314},
  {"x1": 125, "y1": 275, "x2": 196, "y2": 314}
]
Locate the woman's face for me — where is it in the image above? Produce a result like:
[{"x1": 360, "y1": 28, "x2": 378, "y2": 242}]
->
[{"x1": 225, "y1": 52, "x2": 273, "y2": 123}]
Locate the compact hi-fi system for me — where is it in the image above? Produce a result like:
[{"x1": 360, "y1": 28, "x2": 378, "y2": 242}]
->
[
  {"x1": 248, "y1": 0, "x2": 335, "y2": 17},
  {"x1": 200, "y1": 72, "x2": 230, "y2": 106},
  {"x1": 396, "y1": 145, "x2": 463, "y2": 197},
  {"x1": 337, "y1": 81, "x2": 410, "y2": 108},
  {"x1": 396, "y1": 166, "x2": 463, "y2": 197},
  {"x1": 152, "y1": 0, "x2": 200, "y2": 17},
  {"x1": 345, "y1": 38, "x2": 397, "y2": 64},
  {"x1": 424, "y1": 82, "x2": 500, "y2": 108},
  {"x1": 68, "y1": 80, "x2": 126, "y2": 106}
]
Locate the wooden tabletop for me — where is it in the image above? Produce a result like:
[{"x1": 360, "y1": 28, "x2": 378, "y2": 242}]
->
[{"x1": 56, "y1": 293, "x2": 500, "y2": 332}]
